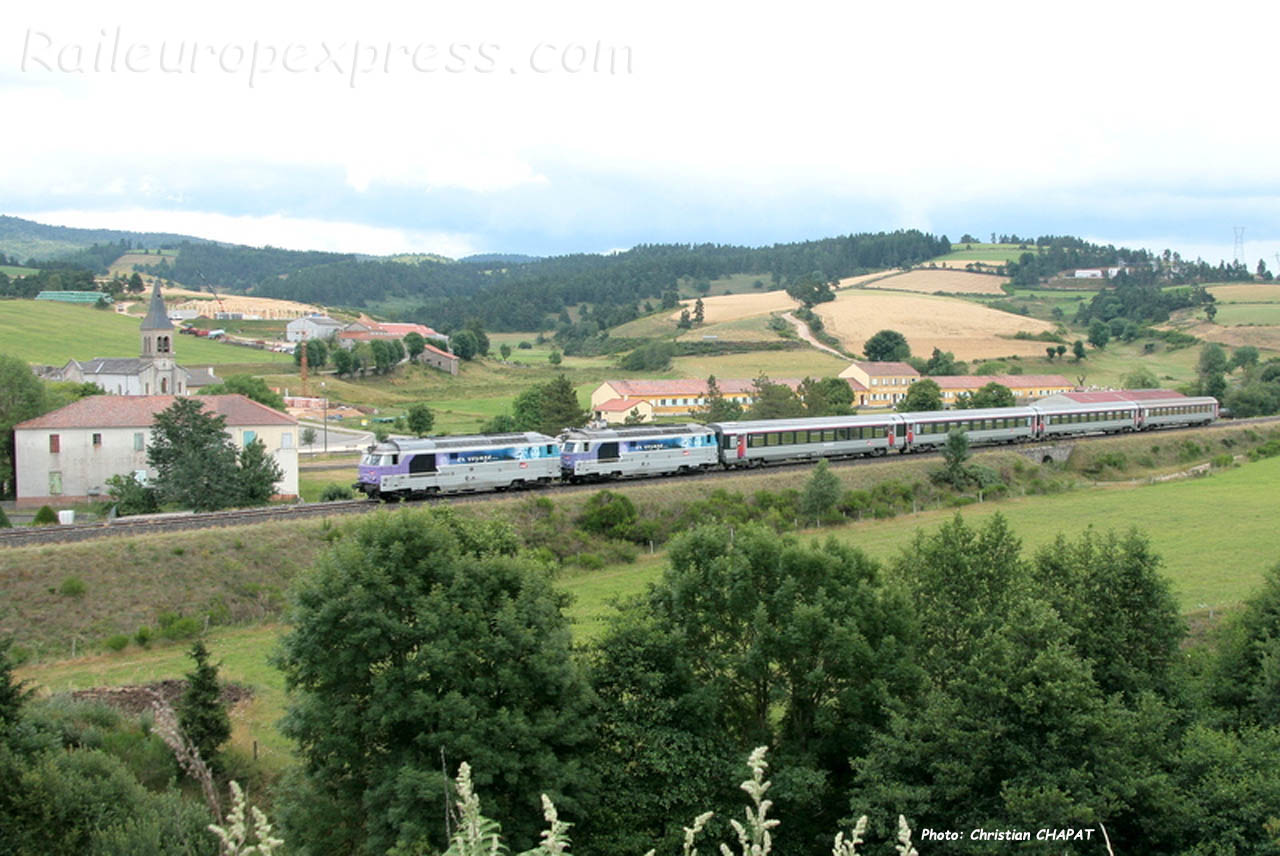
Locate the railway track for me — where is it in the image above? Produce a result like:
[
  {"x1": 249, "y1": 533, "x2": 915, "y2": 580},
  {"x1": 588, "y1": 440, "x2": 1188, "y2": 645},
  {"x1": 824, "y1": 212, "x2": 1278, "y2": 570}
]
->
[{"x1": 3, "y1": 415, "x2": 1276, "y2": 549}]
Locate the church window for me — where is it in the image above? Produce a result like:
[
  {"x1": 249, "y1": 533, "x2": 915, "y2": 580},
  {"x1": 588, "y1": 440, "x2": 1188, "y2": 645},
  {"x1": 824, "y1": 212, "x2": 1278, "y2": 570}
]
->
[{"x1": 161, "y1": 377, "x2": 168, "y2": 393}]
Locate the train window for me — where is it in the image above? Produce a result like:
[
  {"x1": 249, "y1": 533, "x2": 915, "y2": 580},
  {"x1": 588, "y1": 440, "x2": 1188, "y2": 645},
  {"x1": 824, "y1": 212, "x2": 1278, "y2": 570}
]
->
[
  {"x1": 781, "y1": 431, "x2": 795, "y2": 445},
  {"x1": 823, "y1": 430, "x2": 835, "y2": 442},
  {"x1": 874, "y1": 426, "x2": 886, "y2": 438},
  {"x1": 796, "y1": 431, "x2": 809, "y2": 444},
  {"x1": 409, "y1": 454, "x2": 436, "y2": 474},
  {"x1": 749, "y1": 434, "x2": 764, "y2": 448},
  {"x1": 766, "y1": 433, "x2": 779, "y2": 446}
]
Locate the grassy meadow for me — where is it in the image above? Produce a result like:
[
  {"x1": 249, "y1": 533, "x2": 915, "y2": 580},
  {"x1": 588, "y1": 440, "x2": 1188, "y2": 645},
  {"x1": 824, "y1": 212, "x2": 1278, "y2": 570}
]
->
[
  {"x1": 0, "y1": 300, "x2": 293, "y2": 369},
  {"x1": 929, "y1": 243, "x2": 1039, "y2": 263}
]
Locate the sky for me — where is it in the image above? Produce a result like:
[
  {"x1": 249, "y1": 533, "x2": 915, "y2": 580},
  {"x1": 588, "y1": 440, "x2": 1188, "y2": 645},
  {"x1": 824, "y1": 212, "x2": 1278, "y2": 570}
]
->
[{"x1": 4, "y1": 0, "x2": 1280, "y2": 266}]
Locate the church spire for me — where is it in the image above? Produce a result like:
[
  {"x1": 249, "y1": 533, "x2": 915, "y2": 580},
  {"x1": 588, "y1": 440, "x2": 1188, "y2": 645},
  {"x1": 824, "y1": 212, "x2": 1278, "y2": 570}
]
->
[
  {"x1": 140, "y1": 280, "x2": 175, "y2": 361},
  {"x1": 141, "y1": 280, "x2": 174, "y2": 331}
]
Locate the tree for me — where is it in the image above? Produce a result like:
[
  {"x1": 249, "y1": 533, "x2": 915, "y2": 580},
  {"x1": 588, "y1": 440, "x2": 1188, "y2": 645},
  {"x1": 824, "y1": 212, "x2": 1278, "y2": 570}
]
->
[
  {"x1": 1056, "y1": 344, "x2": 1067, "y2": 359},
  {"x1": 103, "y1": 473, "x2": 159, "y2": 516},
  {"x1": 406, "y1": 403, "x2": 435, "y2": 437},
  {"x1": 799, "y1": 459, "x2": 841, "y2": 524},
  {"x1": 293, "y1": 338, "x2": 328, "y2": 369},
  {"x1": 177, "y1": 640, "x2": 231, "y2": 770},
  {"x1": 1072, "y1": 340, "x2": 1087, "y2": 361},
  {"x1": 403, "y1": 331, "x2": 425, "y2": 362},
  {"x1": 958, "y1": 382, "x2": 1015, "y2": 409},
  {"x1": 499, "y1": 343, "x2": 512, "y2": 361},
  {"x1": 1046, "y1": 346, "x2": 1057, "y2": 361},
  {"x1": 1198, "y1": 343, "x2": 1229, "y2": 400},
  {"x1": 369, "y1": 339, "x2": 395, "y2": 374},
  {"x1": 236, "y1": 438, "x2": 284, "y2": 505},
  {"x1": 0, "y1": 353, "x2": 46, "y2": 495},
  {"x1": 1088, "y1": 319, "x2": 1111, "y2": 349},
  {"x1": 895, "y1": 378, "x2": 941, "y2": 412},
  {"x1": 300, "y1": 426, "x2": 317, "y2": 447},
  {"x1": 199, "y1": 375, "x2": 287, "y2": 411},
  {"x1": 862, "y1": 329, "x2": 911, "y2": 362},
  {"x1": 31, "y1": 505, "x2": 58, "y2": 525},
  {"x1": 748, "y1": 375, "x2": 804, "y2": 419},
  {"x1": 1122, "y1": 366, "x2": 1159, "y2": 389},
  {"x1": 464, "y1": 318, "x2": 490, "y2": 355},
  {"x1": 330, "y1": 346, "x2": 355, "y2": 376},
  {"x1": 695, "y1": 374, "x2": 744, "y2": 422},
  {"x1": 798, "y1": 377, "x2": 854, "y2": 416},
  {"x1": 693, "y1": 298, "x2": 705, "y2": 325},
  {"x1": 548, "y1": 349, "x2": 563, "y2": 366},
  {"x1": 940, "y1": 427, "x2": 970, "y2": 486},
  {"x1": 1206, "y1": 303, "x2": 1218, "y2": 322},
  {"x1": 591, "y1": 524, "x2": 919, "y2": 853},
  {"x1": 1231, "y1": 345, "x2": 1260, "y2": 372},
  {"x1": 276, "y1": 509, "x2": 595, "y2": 855},
  {"x1": 451, "y1": 329, "x2": 479, "y2": 361},
  {"x1": 923, "y1": 348, "x2": 963, "y2": 376},
  {"x1": 534, "y1": 375, "x2": 585, "y2": 434}
]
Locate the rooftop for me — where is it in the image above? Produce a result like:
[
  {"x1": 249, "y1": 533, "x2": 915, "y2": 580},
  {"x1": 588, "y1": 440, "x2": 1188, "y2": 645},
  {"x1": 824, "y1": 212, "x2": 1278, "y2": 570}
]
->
[
  {"x1": 16, "y1": 394, "x2": 297, "y2": 430},
  {"x1": 603, "y1": 378, "x2": 803, "y2": 397}
]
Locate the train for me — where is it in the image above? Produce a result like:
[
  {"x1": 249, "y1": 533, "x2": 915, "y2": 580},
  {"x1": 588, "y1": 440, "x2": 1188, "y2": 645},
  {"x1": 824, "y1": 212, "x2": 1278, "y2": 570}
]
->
[{"x1": 353, "y1": 392, "x2": 1219, "y2": 500}]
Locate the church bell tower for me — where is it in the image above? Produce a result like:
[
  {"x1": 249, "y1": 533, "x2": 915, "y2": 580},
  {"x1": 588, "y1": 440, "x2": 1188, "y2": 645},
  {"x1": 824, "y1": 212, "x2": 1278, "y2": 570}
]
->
[{"x1": 140, "y1": 280, "x2": 177, "y2": 393}]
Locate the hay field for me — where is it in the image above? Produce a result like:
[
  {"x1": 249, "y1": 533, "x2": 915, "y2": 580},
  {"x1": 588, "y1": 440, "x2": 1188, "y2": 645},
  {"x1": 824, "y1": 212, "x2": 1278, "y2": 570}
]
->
[
  {"x1": 835, "y1": 271, "x2": 898, "y2": 288},
  {"x1": 1207, "y1": 284, "x2": 1280, "y2": 303},
  {"x1": 861, "y1": 269, "x2": 1009, "y2": 295},
  {"x1": 1178, "y1": 320, "x2": 1280, "y2": 352},
  {"x1": 671, "y1": 289, "x2": 798, "y2": 323},
  {"x1": 675, "y1": 315, "x2": 778, "y2": 342},
  {"x1": 814, "y1": 291, "x2": 1058, "y2": 360}
]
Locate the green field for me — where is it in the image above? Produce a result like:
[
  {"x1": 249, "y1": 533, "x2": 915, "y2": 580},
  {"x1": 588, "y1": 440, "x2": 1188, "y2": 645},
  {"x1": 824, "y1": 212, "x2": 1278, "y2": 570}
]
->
[
  {"x1": 0, "y1": 300, "x2": 294, "y2": 369},
  {"x1": 930, "y1": 243, "x2": 1039, "y2": 263},
  {"x1": 1212, "y1": 303, "x2": 1280, "y2": 326},
  {"x1": 0, "y1": 265, "x2": 38, "y2": 277},
  {"x1": 677, "y1": 272, "x2": 774, "y2": 298},
  {"x1": 672, "y1": 348, "x2": 847, "y2": 380}
]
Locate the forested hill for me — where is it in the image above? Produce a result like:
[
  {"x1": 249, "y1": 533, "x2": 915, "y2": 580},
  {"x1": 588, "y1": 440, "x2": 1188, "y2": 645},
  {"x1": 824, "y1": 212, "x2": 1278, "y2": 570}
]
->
[
  {"x1": 256, "y1": 230, "x2": 952, "y2": 330},
  {"x1": 0, "y1": 215, "x2": 208, "y2": 262},
  {"x1": 134, "y1": 241, "x2": 358, "y2": 292}
]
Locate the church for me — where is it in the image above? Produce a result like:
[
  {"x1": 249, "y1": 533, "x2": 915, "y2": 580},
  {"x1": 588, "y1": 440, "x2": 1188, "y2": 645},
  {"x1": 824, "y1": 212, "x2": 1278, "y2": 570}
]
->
[{"x1": 53, "y1": 281, "x2": 221, "y2": 395}]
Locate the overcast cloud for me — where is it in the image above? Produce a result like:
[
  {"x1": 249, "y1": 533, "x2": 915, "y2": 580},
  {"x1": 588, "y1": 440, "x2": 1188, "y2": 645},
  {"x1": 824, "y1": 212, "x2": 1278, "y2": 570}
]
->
[{"x1": 4, "y1": 0, "x2": 1279, "y2": 264}]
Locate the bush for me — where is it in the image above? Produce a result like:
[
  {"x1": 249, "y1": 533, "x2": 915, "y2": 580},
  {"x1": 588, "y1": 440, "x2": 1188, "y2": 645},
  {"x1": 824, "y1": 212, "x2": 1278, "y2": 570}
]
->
[
  {"x1": 0, "y1": 505, "x2": 10, "y2": 528},
  {"x1": 32, "y1": 505, "x2": 59, "y2": 526},
  {"x1": 578, "y1": 490, "x2": 639, "y2": 541},
  {"x1": 103, "y1": 634, "x2": 130, "y2": 652},
  {"x1": 157, "y1": 612, "x2": 200, "y2": 641},
  {"x1": 320, "y1": 483, "x2": 354, "y2": 502},
  {"x1": 59, "y1": 577, "x2": 86, "y2": 597},
  {"x1": 1211, "y1": 453, "x2": 1235, "y2": 469},
  {"x1": 134, "y1": 626, "x2": 153, "y2": 648}
]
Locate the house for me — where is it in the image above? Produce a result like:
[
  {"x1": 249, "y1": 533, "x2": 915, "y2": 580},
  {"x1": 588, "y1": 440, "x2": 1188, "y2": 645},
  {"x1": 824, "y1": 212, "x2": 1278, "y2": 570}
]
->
[
  {"x1": 591, "y1": 398, "x2": 656, "y2": 425},
  {"x1": 1072, "y1": 267, "x2": 1126, "y2": 279},
  {"x1": 837, "y1": 361, "x2": 920, "y2": 408},
  {"x1": 48, "y1": 281, "x2": 221, "y2": 395},
  {"x1": 929, "y1": 374, "x2": 1073, "y2": 406},
  {"x1": 286, "y1": 314, "x2": 346, "y2": 343},
  {"x1": 419, "y1": 342, "x2": 459, "y2": 376},
  {"x1": 590, "y1": 378, "x2": 802, "y2": 422},
  {"x1": 13, "y1": 394, "x2": 299, "y2": 507}
]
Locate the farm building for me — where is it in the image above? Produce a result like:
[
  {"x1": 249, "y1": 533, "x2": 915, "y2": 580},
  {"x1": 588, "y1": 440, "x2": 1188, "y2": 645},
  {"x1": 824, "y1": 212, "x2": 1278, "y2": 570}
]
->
[
  {"x1": 34, "y1": 290, "x2": 109, "y2": 304},
  {"x1": 46, "y1": 281, "x2": 221, "y2": 396},
  {"x1": 419, "y1": 342, "x2": 459, "y2": 375},
  {"x1": 12, "y1": 394, "x2": 299, "y2": 507},
  {"x1": 286, "y1": 314, "x2": 346, "y2": 342},
  {"x1": 590, "y1": 378, "x2": 802, "y2": 422},
  {"x1": 591, "y1": 397, "x2": 656, "y2": 425},
  {"x1": 838, "y1": 361, "x2": 920, "y2": 408},
  {"x1": 930, "y1": 374, "x2": 1073, "y2": 406}
]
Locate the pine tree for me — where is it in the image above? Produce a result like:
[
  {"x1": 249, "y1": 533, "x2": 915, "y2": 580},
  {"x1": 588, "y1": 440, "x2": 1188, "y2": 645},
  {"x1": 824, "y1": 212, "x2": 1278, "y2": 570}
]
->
[{"x1": 177, "y1": 640, "x2": 231, "y2": 770}]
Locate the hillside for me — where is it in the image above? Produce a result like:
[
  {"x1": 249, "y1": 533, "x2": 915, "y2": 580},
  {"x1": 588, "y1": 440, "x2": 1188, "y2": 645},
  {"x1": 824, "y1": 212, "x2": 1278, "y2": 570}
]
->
[
  {"x1": 0, "y1": 301, "x2": 294, "y2": 368},
  {"x1": 0, "y1": 215, "x2": 207, "y2": 262}
]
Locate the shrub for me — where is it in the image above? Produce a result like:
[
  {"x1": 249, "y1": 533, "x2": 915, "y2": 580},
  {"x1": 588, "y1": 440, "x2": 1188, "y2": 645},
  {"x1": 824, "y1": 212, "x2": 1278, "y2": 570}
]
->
[
  {"x1": 1211, "y1": 453, "x2": 1235, "y2": 469},
  {"x1": 104, "y1": 634, "x2": 130, "y2": 651},
  {"x1": 32, "y1": 505, "x2": 59, "y2": 526},
  {"x1": 319, "y1": 483, "x2": 354, "y2": 502},
  {"x1": 59, "y1": 577, "x2": 86, "y2": 597},
  {"x1": 578, "y1": 490, "x2": 639, "y2": 541},
  {"x1": 157, "y1": 613, "x2": 200, "y2": 641},
  {"x1": 134, "y1": 626, "x2": 153, "y2": 648},
  {"x1": 0, "y1": 505, "x2": 10, "y2": 528}
]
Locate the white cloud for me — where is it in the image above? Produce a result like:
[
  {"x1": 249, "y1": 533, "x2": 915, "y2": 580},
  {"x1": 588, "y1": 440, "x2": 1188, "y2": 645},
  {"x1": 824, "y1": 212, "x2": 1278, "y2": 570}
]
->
[{"x1": 16, "y1": 208, "x2": 479, "y2": 257}]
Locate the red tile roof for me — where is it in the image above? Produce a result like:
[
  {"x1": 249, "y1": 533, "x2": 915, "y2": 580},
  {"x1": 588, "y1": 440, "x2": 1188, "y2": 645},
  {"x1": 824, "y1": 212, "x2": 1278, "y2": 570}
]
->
[
  {"x1": 422, "y1": 343, "x2": 457, "y2": 360},
  {"x1": 1055, "y1": 389, "x2": 1184, "y2": 403},
  {"x1": 378, "y1": 322, "x2": 442, "y2": 338},
  {"x1": 604, "y1": 378, "x2": 802, "y2": 397},
  {"x1": 595, "y1": 398, "x2": 650, "y2": 412},
  {"x1": 929, "y1": 374, "x2": 1071, "y2": 390},
  {"x1": 849, "y1": 361, "x2": 919, "y2": 376},
  {"x1": 16, "y1": 395, "x2": 297, "y2": 430}
]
